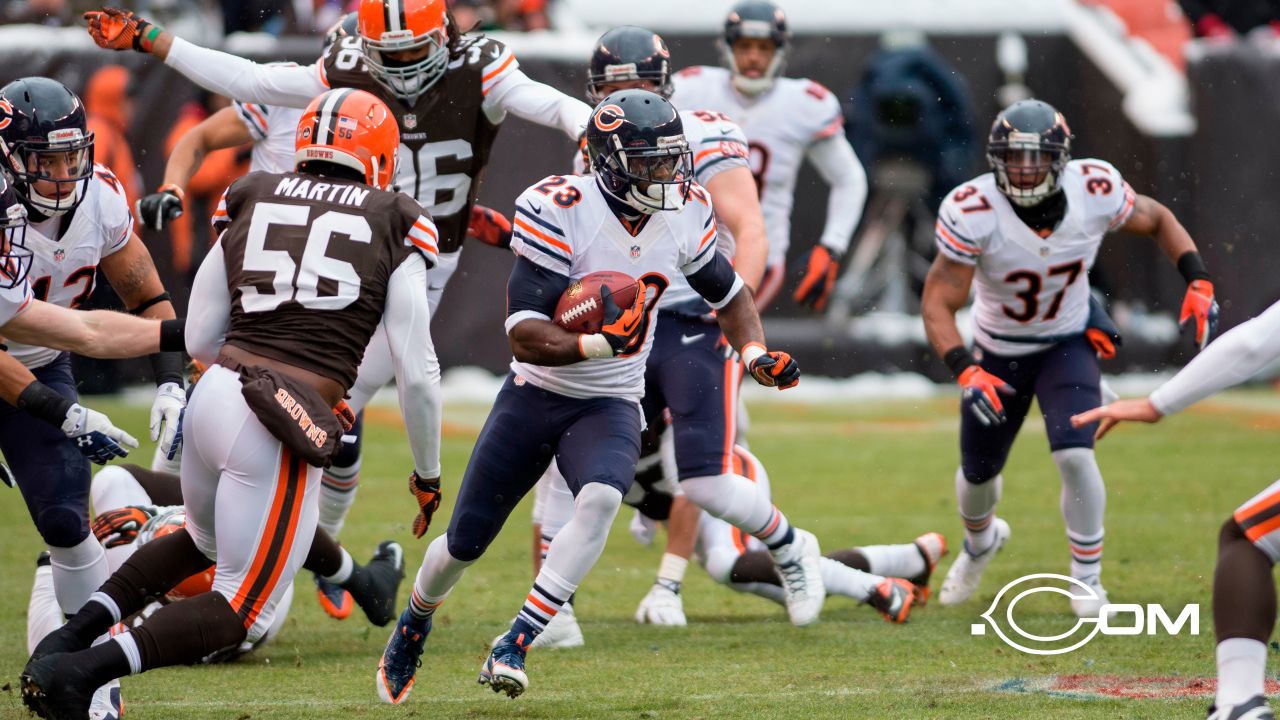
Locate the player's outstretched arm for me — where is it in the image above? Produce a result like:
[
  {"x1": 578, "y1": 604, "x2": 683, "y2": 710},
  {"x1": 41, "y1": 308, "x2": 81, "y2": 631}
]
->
[
  {"x1": 2, "y1": 302, "x2": 160, "y2": 359},
  {"x1": 84, "y1": 7, "x2": 323, "y2": 107},
  {"x1": 486, "y1": 69, "x2": 592, "y2": 141},
  {"x1": 704, "y1": 167, "x2": 767, "y2": 294},
  {"x1": 1073, "y1": 297, "x2": 1280, "y2": 438},
  {"x1": 139, "y1": 108, "x2": 253, "y2": 232},
  {"x1": 793, "y1": 135, "x2": 868, "y2": 311},
  {"x1": 923, "y1": 253, "x2": 1014, "y2": 426},
  {"x1": 1121, "y1": 194, "x2": 1218, "y2": 349}
]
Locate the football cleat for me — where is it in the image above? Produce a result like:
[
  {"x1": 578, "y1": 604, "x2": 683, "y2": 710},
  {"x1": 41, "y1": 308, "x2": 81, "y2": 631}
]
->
[
  {"x1": 939, "y1": 518, "x2": 1010, "y2": 606},
  {"x1": 867, "y1": 578, "x2": 915, "y2": 624},
  {"x1": 89, "y1": 678, "x2": 122, "y2": 720},
  {"x1": 492, "y1": 603, "x2": 584, "y2": 650},
  {"x1": 1069, "y1": 574, "x2": 1114, "y2": 620},
  {"x1": 36, "y1": 550, "x2": 50, "y2": 567},
  {"x1": 28, "y1": 624, "x2": 88, "y2": 664},
  {"x1": 314, "y1": 574, "x2": 353, "y2": 620},
  {"x1": 1208, "y1": 695, "x2": 1275, "y2": 720},
  {"x1": 479, "y1": 636, "x2": 530, "y2": 699},
  {"x1": 772, "y1": 529, "x2": 826, "y2": 626},
  {"x1": 375, "y1": 609, "x2": 430, "y2": 705},
  {"x1": 909, "y1": 531, "x2": 949, "y2": 606},
  {"x1": 350, "y1": 541, "x2": 405, "y2": 627},
  {"x1": 21, "y1": 652, "x2": 96, "y2": 720}
]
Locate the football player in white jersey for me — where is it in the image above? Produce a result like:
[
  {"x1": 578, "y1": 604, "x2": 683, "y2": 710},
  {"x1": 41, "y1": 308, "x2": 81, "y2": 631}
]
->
[
  {"x1": 376, "y1": 89, "x2": 804, "y2": 703},
  {"x1": 670, "y1": 0, "x2": 867, "y2": 311},
  {"x1": 521, "y1": 26, "x2": 856, "y2": 642},
  {"x1": 922, "y1": 99, "x2": 1219, "y2": 617},
  {"x1": 1072, "y1": 301, "x2": 1280, "y2": 720}
]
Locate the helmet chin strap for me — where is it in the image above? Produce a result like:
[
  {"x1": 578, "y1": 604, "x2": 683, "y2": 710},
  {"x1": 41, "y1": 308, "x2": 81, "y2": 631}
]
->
[{"x1": 26, "y1": 184, "x2": 81, "y2": 218}]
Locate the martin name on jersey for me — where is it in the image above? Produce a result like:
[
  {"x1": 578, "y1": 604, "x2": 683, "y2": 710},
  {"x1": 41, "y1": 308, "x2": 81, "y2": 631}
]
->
[
  {"x1": 671, "y1": 65, "x2": 844, "y2": 265},
  {"x1": 507, "y1": 173, "x2": 736, "y2": 401},
  {"x1": 935, "y1": 158, "x2": 1135, "y2": 357},
  {"x1": 9, "y1": 165, "x2": 133, "y2": 368}
]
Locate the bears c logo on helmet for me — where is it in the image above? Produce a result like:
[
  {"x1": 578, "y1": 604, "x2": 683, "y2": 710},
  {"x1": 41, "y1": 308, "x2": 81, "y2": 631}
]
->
[
  {"x1": 0, "y1": 98, "x2": 13, "y2": 132},
  {"x1": 593, "y1": 104, "x2": 625, "y2": 132}
]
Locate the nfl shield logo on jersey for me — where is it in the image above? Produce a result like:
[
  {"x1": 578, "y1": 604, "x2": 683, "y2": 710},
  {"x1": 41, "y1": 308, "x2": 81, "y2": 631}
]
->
[
  {"x1": 53, "y1": 249, "x2": 64, "y2": 262},
  {"x1": 403, "y1": 114, "x2": 418, "y2": 130},
  {"x1": 630, "y1": 245, "x2": 641, "y2": 259}
]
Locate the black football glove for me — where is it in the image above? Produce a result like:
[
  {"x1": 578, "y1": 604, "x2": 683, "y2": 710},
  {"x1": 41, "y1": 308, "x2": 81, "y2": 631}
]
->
[{"x1": 136, "y1": 185, "x2": 184, "y2": 231}]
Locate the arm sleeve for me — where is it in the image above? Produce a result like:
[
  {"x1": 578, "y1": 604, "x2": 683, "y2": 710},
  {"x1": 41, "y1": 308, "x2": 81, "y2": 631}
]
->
[
  {"x1": 382, "y1": 254, "x2": 442, "y2": 478},
  {"x1": 165, "y1": 37, "x2": 325, "y2": 108},
  {"x1": 484, "y1": 69, "x2": 592, "y2": 141},
  {"x1": 504, "y1": 256, "x2": 570, "y2": 334},
  {"x1": 1148, "y1": 299, "x2": 1280, "y2": 416},
  {"x1": 184, "y1": 242, "x2": 231, "y2": 364},
  {"x1": 509, "y1": 186, "x2": 574, "y2": 274},
  {"x1": 686, "y1": 254, "x2": 744, "y2": 310},
  {"x1": 805, "y1": 134, "x2": 868, "y2": 255}
]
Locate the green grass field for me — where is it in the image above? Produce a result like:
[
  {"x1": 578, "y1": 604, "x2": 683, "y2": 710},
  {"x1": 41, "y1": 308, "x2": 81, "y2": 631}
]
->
[{"x1": 1, "y1": 388, "x2": 1277, "y2": 719}]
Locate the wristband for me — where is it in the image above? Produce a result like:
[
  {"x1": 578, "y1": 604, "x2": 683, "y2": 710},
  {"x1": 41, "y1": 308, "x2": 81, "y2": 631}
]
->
[
  {"x1": 741, "y1": 341, "x2": 766, "y2": 366},
  {"x1": 159, "y1": 319, "x2": 184, "y2": 353},
  {"x1": 149, "y1": 351, "x2": 185, "y2": 388},
  {"x1": 578, "y1": 333, "x2": 613, "y2": 359},
  {"x1": 16, "y1": 381, "x2": 73, "y2": 427},
  {"x1": 943, "y1": 346, "x2": 977, "y2": 378},
  {"x1": 136, "y1": 23, "x2": 163, "y2": 53},
  {"x1": 1176, "y1": 251, "x2": 1210, "y2": 283}
]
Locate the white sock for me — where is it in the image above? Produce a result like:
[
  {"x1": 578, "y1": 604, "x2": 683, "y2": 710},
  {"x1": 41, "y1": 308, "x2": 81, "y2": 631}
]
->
[
  {"x1": 1053, "y1": 448, "x2": 1106, "y2": 579},
  {"x1": 542, "y1": 484, "x2": 622, "y2": 586},
  {"x1": 819, "y1": 557, "x2": 883, "y2": 600},
  {"x1": 855, "y1": 543, "x2": 927, "y2": 579},
  {"x1": 1216, "y1": 637, "x2": 1267, "y2": 707},
  {"x1": 112, "y1": 632, "x2": 143, "y2": 675},
  {"x1": 318, "y1": 458, "x2": 361, "y2": 539},
  {"x1": 322, "y1": 547, "x2": 355, "y2": 585},
  {"x1": 409, "y1": 534, "x2": 473, "y2": 620},
  {"x1": 49, "y1": 535, "x2": 110, "y2": 616},
  {"x1": 26, "y1": 564, "x2": 61, "y2": 655},
  {"x1": 956, "y1": 468, "x2": 1002, "y2": 555},
  {"x1": 682, "y1": 473, "x2": 794, "y2": 549}
]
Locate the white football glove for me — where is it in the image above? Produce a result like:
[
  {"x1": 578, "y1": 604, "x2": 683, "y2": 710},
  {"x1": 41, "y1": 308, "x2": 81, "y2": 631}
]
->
[
  {"x1": 150, "y1": 382, "x2": 185, "y2": 459},
  {"x1": 635, "y1": 583, "x2": 687, "y2": 627},
  {"x1": 61, "y1": 403, "x2": 139, "y2": 465}
]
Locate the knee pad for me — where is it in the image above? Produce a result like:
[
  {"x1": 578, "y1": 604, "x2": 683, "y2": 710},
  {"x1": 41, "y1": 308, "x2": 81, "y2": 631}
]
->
[
  {"x1": 960, "y1": 460, "x2": 1001, "y2": 486},
  {"x1": 37, "y1": 504, "x2": 89, "y2": 548}
]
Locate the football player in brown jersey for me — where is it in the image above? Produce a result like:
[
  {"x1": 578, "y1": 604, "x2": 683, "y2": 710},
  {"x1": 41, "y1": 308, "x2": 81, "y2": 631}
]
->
[{"x1": 21, "y1": 88, "x2": 444, "y2": 720}]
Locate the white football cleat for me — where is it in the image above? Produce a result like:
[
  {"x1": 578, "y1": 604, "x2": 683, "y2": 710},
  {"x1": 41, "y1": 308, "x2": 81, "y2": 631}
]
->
[
  {"x1": 1069, "y1": 574, "x2": 1114, "y2": 620},
  {"x1": 939, "y1": 518, "x2": 1011, "y2": 606},
  {"x1": 772, "y1": 529, "x2": 825, "y2": 626},
  {"x1": 490, "y1": 603, "x2": 584, "y2": 650},
  {"x1": 1207, "y1": 695, "x2": 1274, "y2": 720},
  {"x1": 88, "y1": 678, "x2": 121, "y2": 720},
  {"x1": 635, "y1": 583, "x2": 687, "y2": 626}
]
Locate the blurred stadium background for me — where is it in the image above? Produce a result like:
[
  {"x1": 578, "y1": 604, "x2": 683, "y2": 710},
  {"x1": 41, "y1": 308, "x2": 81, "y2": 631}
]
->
[{"x1": 1, "y1": 0, "x2": 1277, "y2": 389}]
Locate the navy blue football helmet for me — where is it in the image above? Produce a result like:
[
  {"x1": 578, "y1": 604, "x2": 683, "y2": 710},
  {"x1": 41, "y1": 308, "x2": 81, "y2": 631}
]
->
[
  {"x1": 720, "y1": 0, "x2": 789, "y2": 95},
  {"x1": 987, "y1": 99, "x2": 1072, "y2": 206},
  {"x1": 0, "y1": 77, "x2": 95, "y2": 219},
  {"x1": 0, "y1": 174, "x2": 32, "y2": 290},
  {"x1": 586, "y1": 89, "x2": 692, "y2": 215},
  {"x1": 587, "y1": 26, "x2": 673, "y2": 103}
]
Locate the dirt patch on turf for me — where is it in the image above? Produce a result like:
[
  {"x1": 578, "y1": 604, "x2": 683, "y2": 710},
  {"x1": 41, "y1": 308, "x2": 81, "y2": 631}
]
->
[{"x1": 994, "y1": 675, "x2": 1280, "y2": 699}]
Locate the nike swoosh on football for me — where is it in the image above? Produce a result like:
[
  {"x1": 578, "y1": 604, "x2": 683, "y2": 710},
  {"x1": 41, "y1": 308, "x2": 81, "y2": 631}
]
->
[{"x1": 681, "y1": 333, "x2": 706, "y2": 345}]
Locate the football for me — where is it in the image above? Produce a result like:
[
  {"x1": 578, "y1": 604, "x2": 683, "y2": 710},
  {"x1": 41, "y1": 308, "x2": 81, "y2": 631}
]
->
[{"x1": 553, "y1": 271, "x2": 641, "y2": 333}]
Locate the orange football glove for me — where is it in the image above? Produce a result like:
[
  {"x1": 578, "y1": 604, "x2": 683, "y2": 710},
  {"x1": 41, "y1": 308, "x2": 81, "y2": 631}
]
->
[
  {"x1": 91, "y1": 506, "x2": 156, "y2": 548},
  {"x1": 959, "y1": 366, "x2": 1015, "y2": 426},
  {"x1": 410, "y1": 472, "x2": 442, "y2": 539},
  {"x1": 1085, "y1": 328, "x2": 1117, "y2": 360},
  {"x1": 332, "y1": 399, "x2": 356, "y2": 434},
  {"x1": 792, "y1": 245, "x2": 841, "y2": 312},
  {"x1": 599, "y1": 283, "x2": 648, "y2": 355},
  {"x1": 468, "y1": 205, "x2": 513, "y2": 249},
  {"x1": 744, "y1": 343, "x2": 801, "y2": 389},
  {"x1": 1179, "y1": 279, "x2": 1218, "y2": 351},
  {"x1": 84, "y1": 7, "x2": 162, "y2": 53}
]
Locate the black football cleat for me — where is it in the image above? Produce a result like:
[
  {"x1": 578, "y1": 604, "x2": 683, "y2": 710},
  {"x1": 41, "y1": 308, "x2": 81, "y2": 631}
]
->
[
  {"x1": 21, "y1": 652, "x2": 96, "y2": 720},
  {"x1": 349, "y1": 541, "x2": 405, "y2": 627},
  {"x1": 28, "y1": 625, "x2": 88, "y2": 664},
  {"x1": 1207, "y1": 695, "x2": 1274, "y2": 720}
]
